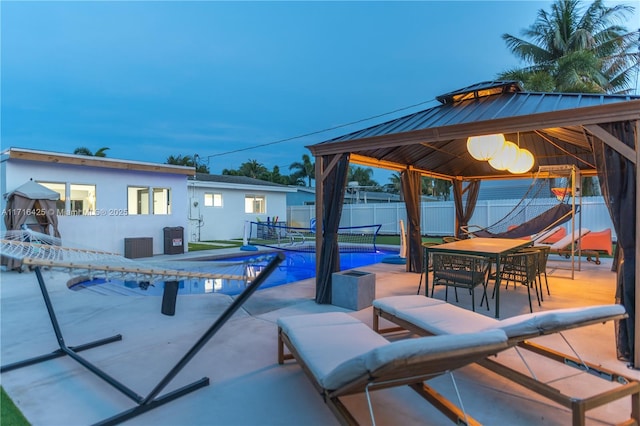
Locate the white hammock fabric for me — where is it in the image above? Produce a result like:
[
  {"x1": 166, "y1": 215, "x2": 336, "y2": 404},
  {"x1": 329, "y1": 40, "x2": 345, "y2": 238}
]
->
[{"x1": 1, "y1": 230, "x2": 246, "y2": 284}]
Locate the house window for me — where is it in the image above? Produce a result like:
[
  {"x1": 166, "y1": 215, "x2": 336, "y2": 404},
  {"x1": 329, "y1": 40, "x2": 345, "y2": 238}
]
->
[
  {"x1": 38, "y1": 182, "x2": 66, "y2": 214},
  {"x1": 128, "y1": 186, "x2": 149, "y2": 215},
  {"x1": 38, "y1": 182, "x2": 96, "y2": 215},
  {"x1": 153, "y1": 187, "x2": 171, "y2": 215},
  {"x1": 69, "y1": 184, "x2": 96, "y2": 215},
  {"x1": 245, "y1": 194, "x2": 265, "y2": 214},
  {"x1": 204, "y1": 193, "x2": 222, "y2": 207},
  {"x1": 128, "y1": 187, "x2": 171, "y2": 215}
]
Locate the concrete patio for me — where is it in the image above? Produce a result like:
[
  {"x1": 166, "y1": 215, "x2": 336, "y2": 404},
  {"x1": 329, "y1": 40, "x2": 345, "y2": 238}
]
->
[{"x1": 1, "y1": 249, "x2": 638, "y2": 425}]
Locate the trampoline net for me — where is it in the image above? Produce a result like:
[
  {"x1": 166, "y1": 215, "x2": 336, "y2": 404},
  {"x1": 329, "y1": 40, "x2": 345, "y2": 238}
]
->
[{"x1": 247, "y1": 222, "x2": 381, "y2": 253}]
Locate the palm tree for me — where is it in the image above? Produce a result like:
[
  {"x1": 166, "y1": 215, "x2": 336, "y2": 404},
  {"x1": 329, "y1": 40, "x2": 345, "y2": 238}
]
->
[
  {"x1": 348, "y1": 166, "x2": 378, "y2": 188},
  {"x1": 289, "y1": 154, "x2": 315, "y2": 187},
  {"x1": 93, "y1": 147, "x2": 110, "y2": 157},
  {"x1": 388, "y1": 173, "x2": 402, "y2": 195},
  {"x1": 73, "y1": 147, "x2": 110, "y2": 157},
  {"x1": 166, "y1": 154, "x2": 210, "y2": 173},
  {"x1": 499, "y1": 0, "x2": 639, "y2": 93},
  {"x1": 266, "y1": 165, "x2": 290, "y2": 185},
  {"x1": 239, "y1": 159, "x2": 268, "y2": 179},
  {"x1": 432, "y1": 179, "x2": 452, "y2": 201}
]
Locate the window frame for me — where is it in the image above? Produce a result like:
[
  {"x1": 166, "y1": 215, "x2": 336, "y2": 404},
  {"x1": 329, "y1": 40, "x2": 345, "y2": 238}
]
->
[
  {"x1": 204, "y1": 192, "x2": 223, "y2": 207},
  {"x1": 128, "y1": 186, "x2": 150, "y2": 215},
  {"x1": 38, "y1": 181, "x2": 66, "y2": 214},
  {"x1": 244, "y1": 194, "x2": 266, "y2": 214}
]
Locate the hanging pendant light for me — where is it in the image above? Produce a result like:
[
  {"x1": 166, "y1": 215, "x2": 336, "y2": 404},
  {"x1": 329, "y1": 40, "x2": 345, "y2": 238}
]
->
[
  {"x1": 466, "y1": 134, "x2": 505, "y2": 161},
  {"x1": 507, "y1": 148, "x2": 535, "y2": 174},
  {"x1": 488, "y1": 141, "x2": 518, "y2": 170}
]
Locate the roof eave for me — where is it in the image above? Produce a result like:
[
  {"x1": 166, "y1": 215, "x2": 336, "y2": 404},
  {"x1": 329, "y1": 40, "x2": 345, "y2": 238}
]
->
[{"x1": 6, "y1": 148, "x2": 195, "y2": 176}]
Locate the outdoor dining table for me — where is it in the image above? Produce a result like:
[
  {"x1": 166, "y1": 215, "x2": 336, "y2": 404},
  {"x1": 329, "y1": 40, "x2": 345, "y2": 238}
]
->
[{"x1": 422, "y1": 238, "x2": 533, "y2": 318}]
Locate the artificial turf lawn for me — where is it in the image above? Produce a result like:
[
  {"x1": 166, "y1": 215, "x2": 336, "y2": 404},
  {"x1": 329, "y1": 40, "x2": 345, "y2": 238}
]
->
[{"x1": 1, "y1": 387, "x2": 30, "y2": 426}]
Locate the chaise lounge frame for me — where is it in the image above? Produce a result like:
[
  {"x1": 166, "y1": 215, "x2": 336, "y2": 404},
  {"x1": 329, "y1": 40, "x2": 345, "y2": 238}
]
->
[
  {"x1": 372, "y1": 296, "x2": 640, "y2": 426},
  {"x1": 278, "y1": 312, "x2": 509, "y2": 426}
]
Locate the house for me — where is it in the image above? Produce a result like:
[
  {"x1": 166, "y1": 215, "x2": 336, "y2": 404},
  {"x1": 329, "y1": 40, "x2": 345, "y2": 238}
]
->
[
  {"x1": 287, "y1": 185, "x2": 403, "y2": 206},
  {"x1": 476, "y1": 179, "x2": 535, "y2": 200},
  {"x1": 1, "y1": 147, "x2": 193, "y2": 256},
  {"x1": 187, "y1": 173, "x2": 296, "y2": 242},
  {"x1": 286, "y1": 186, "x2": 316, "y2": 206}
]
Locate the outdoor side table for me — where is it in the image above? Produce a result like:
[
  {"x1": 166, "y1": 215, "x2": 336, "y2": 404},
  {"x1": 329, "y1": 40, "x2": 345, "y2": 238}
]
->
[{"x1": 332, "y1": 270, "x2": 376, "y2": 311}]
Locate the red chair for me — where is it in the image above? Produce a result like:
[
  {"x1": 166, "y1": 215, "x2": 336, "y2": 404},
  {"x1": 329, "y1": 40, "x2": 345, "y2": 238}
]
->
[{"x1": 579, "y1": 229, "x2": 613, "y2": 264}]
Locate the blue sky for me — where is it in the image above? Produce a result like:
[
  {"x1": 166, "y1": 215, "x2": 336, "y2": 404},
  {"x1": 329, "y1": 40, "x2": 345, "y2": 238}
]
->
[{"x1": 2, "y1": 1, "x2": 638, "y2": 184}]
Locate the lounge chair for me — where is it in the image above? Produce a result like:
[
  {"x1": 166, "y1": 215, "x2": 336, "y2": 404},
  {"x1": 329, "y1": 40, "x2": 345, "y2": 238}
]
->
[
  {"x1": 538, "y1": 226, "x2": 566, "y2": 244},
  {"x1": 277, "y1": 312, "x2": 508, "y2": 425},
  {"x1": 530, "y1": 225, "x2": 564, "y2": 244},
  {"x1": 372, "y1": 295, "x2": 639, "y2": 426},
  {"x1": 537, "y1": 227, "x2": 590, "y2": 258},
  {"x1": 579, "y1": 228, "x2": 613, "y2": 265}
]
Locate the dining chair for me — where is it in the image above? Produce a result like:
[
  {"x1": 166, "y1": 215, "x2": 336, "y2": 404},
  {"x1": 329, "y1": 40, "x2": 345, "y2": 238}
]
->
[
  {"x1": 431, "y1": 253, "x2": 491, "y2": 312},
  {"x1": 442, "y1": 236, "x2": 461, "y2": 243},
  {"x1": 520, "y1": 246, "x2": 551, "y2": 300},
  {"x1": 499, "y1": 251, "x2": 540, "y2": 313}
]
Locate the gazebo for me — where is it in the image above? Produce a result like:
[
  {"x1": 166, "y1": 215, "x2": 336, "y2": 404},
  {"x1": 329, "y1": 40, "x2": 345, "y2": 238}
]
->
[
  {"x1": 2, "y1": 179, "x2": 61, "y2": 270},
  {"x1": 307, "y1": 80, "x2": 640, "y2": 366}
]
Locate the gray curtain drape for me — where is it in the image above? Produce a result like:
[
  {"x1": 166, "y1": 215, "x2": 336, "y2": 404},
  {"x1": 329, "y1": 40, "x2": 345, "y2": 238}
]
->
[
  {"x1": 41, "y1": 199, "x2": 60, "y2": 237},
  {"x1": 400, "y1": 169, "x2": 422, "y2": 273},
  {"x1": 453, "y1": 179, "x2": 481, "y2": 239},
  {"x1": 315, "y1": 153, "x2": 350, "y2": 304},
  {"x1": 592, "y1": 121, "x2": 636, "y2": 365},
  {"x1": 2, "y1": 195, "x2": 61, "y2": 270},
  {"x1": 3, "y1": 197, "x2": 60, "y2": 238}
]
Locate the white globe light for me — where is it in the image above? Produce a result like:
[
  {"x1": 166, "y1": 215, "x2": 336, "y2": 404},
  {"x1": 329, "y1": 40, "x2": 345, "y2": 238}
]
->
[
  {"x1": 488, "y1": 141, "x2": 519, "y2": 170},
  {"x1": 466, "y1": 134, "x2": 505, "y2": 161},
  {"x1": 507, "y1": 148, "x2": 535, "y2": 174}
]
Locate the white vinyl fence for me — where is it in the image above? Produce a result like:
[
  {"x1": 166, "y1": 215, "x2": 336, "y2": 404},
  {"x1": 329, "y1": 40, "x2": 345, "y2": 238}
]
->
[{"x1": 287, "y1": 196, "x2": 617, "y2": 241}]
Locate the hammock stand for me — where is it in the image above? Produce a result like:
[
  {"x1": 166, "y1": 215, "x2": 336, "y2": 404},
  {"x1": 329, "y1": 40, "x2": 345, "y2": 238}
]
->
[{"x1": 1, "y1": 233, "x2": 284, "y2": 426}]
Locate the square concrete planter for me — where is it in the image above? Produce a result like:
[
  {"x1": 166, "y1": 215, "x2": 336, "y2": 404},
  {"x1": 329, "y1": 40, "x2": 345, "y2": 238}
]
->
[{"x1": 331, "y1": 270, "x2": 376, "y2": 311}]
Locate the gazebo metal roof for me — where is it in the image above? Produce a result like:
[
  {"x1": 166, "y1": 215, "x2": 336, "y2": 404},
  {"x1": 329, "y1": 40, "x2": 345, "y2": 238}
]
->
[{"x1": 308, "y1": 81, "x2": 640, "y2": 180}]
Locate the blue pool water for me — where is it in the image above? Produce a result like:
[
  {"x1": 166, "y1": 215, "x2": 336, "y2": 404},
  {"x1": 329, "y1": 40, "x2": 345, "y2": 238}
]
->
[{"x1": 69, "y1": 249, "x2": 398, "y2": 296}]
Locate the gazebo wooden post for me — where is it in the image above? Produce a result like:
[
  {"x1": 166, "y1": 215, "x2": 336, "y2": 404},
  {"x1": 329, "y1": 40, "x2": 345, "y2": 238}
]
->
[
  {"x1": 635, "y1": 119, "x2": 639, "y2": 368},
  {"x1": 314, "y1": 156, "x2": 324, "y2": 277}
]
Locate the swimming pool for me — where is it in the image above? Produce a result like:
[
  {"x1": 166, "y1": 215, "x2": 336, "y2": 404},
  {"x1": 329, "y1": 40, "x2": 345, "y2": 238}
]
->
[{"x1": 69, "y1": 249, "x2": 399, "y2": 296}]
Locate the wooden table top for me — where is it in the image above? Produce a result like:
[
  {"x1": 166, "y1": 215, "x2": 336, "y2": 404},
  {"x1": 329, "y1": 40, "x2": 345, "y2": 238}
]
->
[{"x1": 426, "y1": 238, "x2": 531, "y2": 256}]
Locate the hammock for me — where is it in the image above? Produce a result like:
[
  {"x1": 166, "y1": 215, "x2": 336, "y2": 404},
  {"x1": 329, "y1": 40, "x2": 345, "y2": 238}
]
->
[
  {"x1": 470, "y1": 203, "x2": 573, "y2": 239},
  {"x1": 1, "y1": 229, "x2": 249, "y2": 284},
  {"x1": 464, "y1": 168, "x2": 575, "y2": 239}
]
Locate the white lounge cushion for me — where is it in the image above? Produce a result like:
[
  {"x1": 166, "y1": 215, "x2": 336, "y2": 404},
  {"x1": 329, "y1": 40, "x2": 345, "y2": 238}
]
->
[
  {"x1": 545, "y1": 228, "x2": 590, "y2": 250},
  {"x1": 324, "y1": 329, "x2": 507, "y2": 390},
  {"x1": 278, "y1": 313, "x2": 389, "y2": 388},
  {"x1": 492, "y1": 305, "x2": 627, "y2": 339},
  {"x1": 398, "y1": 304, "x2": 500, "y2": 335},
  {"x1": 279, "y1": 311, "x2": 508, "y2": 391},
  {"x1": 373, "y1": 296, "x2": 626, "y2": 341},
  {"x1": 375, "y1": 296, "x2": 499, "y2": 335},
  {"x1": 373, "y1": 295, "x2": 445, "y2": 316}
]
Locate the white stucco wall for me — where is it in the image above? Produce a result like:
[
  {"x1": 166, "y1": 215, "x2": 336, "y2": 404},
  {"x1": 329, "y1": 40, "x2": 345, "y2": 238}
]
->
[
  {"x1": 187, "y1": 180, "x2": 293, "y2": 241},
  {"x1": 2, "y1": 158, "x2": 190, "y2": 256}
]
